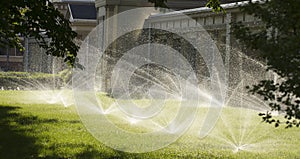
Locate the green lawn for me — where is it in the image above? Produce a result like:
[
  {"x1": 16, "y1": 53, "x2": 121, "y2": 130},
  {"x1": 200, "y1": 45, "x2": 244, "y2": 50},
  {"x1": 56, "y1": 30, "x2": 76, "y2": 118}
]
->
[{"x1": 0, "y1": 91, "x2": 299, "y2": 159}]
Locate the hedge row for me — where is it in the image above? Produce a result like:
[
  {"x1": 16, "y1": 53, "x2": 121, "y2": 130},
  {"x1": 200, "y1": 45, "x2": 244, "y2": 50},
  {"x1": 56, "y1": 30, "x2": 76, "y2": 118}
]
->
[{"x1": 0, "y1": 70, "x2": 72, "y2": 90}]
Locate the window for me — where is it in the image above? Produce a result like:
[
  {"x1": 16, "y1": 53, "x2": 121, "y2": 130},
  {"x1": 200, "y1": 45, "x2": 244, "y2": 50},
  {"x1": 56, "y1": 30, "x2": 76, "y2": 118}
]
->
[
  {"x1": 0, "y1": 48, "x2": 6, "y2": 55},
  {"x1": 16, "y1": 48, "x2": 23, "y2": 56},
  {"x1": 9, "y1": 48, "x2": 23, "y2": 56},
  {"x1": 9, "y1": 48, "x2": 15, "y2": 56},
  {"x1": 0, "y1": 40, "x2": 24, "y2": 56}
]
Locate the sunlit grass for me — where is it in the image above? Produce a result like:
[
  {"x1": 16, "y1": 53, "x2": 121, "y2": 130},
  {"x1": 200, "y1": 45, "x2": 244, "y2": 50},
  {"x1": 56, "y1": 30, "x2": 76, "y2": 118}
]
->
[{"x1": 0, "y1": 91, "x2": 299, "y2": 158}]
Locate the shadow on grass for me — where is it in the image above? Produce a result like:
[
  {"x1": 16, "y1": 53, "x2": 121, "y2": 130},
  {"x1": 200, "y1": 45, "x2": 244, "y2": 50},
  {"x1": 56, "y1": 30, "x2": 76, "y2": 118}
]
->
[
  {"x1": 0, "y1": 106, "x2": 40, "y2": 159},
  {"x1": 0, "y1": 105, "x2": 131, "y2": 159},
  {"x1": 0, "y1": 105, "x2": 150, "y2": 159}
]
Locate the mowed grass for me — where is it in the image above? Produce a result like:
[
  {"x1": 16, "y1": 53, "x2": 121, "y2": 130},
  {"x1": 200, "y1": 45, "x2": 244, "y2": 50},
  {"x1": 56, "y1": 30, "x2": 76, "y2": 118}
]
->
[{"x1": 0, "y1": 90, "x2": 299, "y2": 159}]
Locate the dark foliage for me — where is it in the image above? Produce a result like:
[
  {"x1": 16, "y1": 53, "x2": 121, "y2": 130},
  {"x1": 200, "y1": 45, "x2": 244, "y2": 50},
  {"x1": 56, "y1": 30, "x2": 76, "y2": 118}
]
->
[
  {"x1": 0, "y1": 0, "x2": 79, "y2": 67},
  {"x1": 232, "y1": 0, "x2": 300, "y2": 128}
]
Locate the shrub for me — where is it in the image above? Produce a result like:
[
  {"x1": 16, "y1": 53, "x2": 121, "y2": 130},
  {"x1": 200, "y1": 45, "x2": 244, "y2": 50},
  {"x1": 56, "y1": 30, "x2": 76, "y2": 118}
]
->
[
  {"x1": 58, "y1": 68, "x2": 72, "y2": 86},
  {"x1": 0, "y1": 72, "x2": 64, "y2": 90}
]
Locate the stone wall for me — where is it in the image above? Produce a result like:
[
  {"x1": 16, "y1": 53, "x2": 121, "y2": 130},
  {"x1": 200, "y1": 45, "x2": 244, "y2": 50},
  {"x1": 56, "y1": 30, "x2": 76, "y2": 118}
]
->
[
  {"x1": 143, "y1": 4, "x2": 267, "y2": 95},
  {"x1": 96, "y1": 2, "x2": 268, "y2": 95}
]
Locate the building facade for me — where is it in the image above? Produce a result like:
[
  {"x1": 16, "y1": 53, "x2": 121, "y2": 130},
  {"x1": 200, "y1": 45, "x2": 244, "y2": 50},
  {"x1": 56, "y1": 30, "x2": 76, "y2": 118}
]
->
[
  {"x1": 0, "y1": 0, "x2": 251, "y2": 74},
  {"x1": 92, "y1": 0, "x2": 264, "y2": 92},
  {"x1": 0, "y1": 0, "x2": 98, "y2": 72}
]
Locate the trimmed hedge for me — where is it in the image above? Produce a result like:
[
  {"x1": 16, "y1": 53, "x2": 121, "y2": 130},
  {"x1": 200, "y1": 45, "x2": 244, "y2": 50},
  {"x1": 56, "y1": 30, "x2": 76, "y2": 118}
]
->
[{"x1": 0, "y1": 71, "x2": 65, "y2": 90}]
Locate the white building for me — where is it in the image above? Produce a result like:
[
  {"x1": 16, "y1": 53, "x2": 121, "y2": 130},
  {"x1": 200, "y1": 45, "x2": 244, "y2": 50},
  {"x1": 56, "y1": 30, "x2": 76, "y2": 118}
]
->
[{"x1": 0, "y1": 0, "x2": 246, "y2": 72}]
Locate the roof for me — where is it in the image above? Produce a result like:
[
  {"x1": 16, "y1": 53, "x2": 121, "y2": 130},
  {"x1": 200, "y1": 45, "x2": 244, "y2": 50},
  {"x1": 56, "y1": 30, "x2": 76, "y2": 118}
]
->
[
  {"x1": 51, "y1": 0, "x2": 94, "y2": 2},
  {"x1": 165, "y1": 0, "x2": 242, "y2": 10},
  {"x1": 149, "y1": 0, "x2": 254, "y2": 19},
  {"x1": 69, "y1": 4, "x2": 96, "y2": 20}
]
